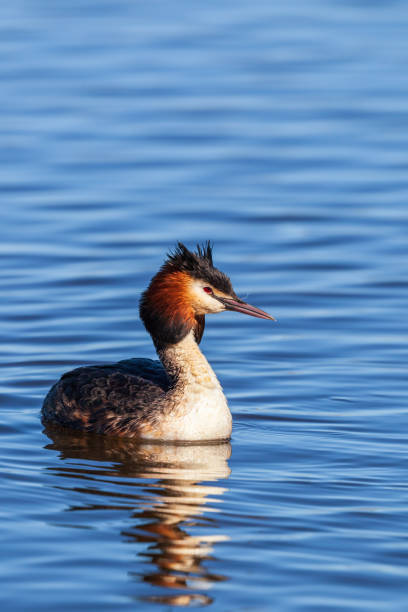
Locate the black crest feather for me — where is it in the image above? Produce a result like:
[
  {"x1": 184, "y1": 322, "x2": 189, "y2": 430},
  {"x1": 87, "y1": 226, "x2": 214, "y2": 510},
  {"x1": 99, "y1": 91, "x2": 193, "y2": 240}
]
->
[{"x1": 165, "y1": 242, "x2": 234, "y2": 296}]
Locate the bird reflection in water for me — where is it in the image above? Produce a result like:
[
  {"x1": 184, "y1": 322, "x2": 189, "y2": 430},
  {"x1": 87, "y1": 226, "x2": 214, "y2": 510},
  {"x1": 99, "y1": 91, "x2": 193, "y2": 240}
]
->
[{"x1": 43, "y1": 424, "x2": 231, "y2": 607}]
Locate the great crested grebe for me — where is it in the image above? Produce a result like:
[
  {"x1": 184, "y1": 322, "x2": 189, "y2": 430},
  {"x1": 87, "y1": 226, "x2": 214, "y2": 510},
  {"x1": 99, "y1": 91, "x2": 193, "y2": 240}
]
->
[{"x1": 42, "y1": 242, "x2": 274, "y2": 441}]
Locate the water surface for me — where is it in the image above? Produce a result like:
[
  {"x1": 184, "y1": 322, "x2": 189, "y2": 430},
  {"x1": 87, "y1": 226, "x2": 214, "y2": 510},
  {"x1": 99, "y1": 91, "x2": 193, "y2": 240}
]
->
[{"x1": 1, "y1": 1, "x2": 408, "y2": 610}]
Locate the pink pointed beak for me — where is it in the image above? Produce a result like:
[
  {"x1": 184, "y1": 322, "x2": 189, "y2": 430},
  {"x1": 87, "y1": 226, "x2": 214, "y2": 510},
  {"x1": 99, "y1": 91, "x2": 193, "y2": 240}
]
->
[{"x1": 218, "y1": 297, "x2": 275, "y2": 321}]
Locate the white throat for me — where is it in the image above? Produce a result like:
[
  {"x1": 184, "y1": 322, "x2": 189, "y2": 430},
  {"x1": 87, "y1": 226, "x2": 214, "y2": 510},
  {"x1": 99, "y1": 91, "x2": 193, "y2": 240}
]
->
[{"x1": 159, "y1": 331, "x2": 221, "y2": 390}]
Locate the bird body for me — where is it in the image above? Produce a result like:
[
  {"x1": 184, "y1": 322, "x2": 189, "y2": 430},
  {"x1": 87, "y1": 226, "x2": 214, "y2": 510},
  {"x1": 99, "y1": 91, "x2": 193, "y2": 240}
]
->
[{"x1": 42, "y1": 243, "x2": 273, "y2": 441}]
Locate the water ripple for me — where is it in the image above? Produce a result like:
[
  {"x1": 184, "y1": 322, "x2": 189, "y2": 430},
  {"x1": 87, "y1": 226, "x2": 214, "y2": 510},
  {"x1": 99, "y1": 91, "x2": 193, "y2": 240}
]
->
[{"x1": 1, "y1": 0, "x2": 408, "y2": 610}]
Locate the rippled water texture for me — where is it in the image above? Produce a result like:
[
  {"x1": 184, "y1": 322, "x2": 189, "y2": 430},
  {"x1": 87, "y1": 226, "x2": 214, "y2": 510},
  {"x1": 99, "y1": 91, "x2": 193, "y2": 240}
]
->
[{"x1": 1, "y1": 1, "x2": 408, "y2": 610}]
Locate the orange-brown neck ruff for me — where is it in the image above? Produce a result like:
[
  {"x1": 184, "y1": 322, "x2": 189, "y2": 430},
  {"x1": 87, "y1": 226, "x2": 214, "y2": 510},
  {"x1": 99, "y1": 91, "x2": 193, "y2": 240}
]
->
[{"x1": 140, "y1": 270, "x2": 199, "y2": 347}]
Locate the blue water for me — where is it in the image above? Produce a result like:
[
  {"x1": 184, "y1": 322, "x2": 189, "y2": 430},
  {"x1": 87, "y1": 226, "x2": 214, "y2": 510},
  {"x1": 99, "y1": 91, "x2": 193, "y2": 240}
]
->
[{"x1": 1, "y1": 1, "x2": 408, "y2": 610}]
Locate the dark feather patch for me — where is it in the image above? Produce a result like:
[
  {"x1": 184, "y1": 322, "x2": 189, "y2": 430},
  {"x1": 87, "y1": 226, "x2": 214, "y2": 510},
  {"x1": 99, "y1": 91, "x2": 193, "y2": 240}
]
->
[
  {"x1": 42, "y1": 359, "x2": 171, "y2": 436},
  {"x1": 194, "y1": 314, "x2": 205, "y2": 344},
  {"x1": 140, "y1": 306, "x2": 192, "y2": 347}
]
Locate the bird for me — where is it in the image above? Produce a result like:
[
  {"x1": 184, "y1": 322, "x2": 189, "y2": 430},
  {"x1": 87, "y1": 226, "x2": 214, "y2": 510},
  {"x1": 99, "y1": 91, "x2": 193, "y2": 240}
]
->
[{"x1": 42, "y1": 242, "x2": 274, "y2": 441}]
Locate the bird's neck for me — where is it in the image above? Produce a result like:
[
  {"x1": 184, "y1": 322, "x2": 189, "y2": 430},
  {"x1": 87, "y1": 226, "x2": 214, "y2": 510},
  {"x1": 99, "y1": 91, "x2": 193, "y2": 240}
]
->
[
  {"x1": 156, "y1": 331, "x2": 221, "y2": 392},
  {"x1": 150, "y1": 330, "x2": 231, "y2": 442}
]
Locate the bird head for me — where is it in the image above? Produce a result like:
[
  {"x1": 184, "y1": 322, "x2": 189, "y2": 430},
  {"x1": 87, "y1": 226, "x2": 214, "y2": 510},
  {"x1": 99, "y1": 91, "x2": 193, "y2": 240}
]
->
[{"x1": 140, "y1": 242, "x2": 274, "y2": 347}]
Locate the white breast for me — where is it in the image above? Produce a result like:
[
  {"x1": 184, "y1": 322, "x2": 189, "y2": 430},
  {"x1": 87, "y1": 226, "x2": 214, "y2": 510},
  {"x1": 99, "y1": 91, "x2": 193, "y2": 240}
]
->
[{"x1": 163, "y1": 387, "x2": 232, "y2": 441}]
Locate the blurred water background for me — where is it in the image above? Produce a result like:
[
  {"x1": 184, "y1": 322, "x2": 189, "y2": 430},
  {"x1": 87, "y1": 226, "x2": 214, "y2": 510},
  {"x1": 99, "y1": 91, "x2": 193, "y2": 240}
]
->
[{"x1": 1, "y1": 1, "x2": 408, "y2": 610}]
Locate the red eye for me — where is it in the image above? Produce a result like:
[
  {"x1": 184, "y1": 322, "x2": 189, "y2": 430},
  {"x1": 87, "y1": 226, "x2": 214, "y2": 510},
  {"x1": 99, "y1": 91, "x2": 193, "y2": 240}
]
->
[{"x1": 203, "y1": 286, "x2": 213, "y2": 294}]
